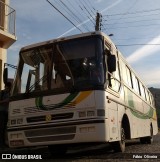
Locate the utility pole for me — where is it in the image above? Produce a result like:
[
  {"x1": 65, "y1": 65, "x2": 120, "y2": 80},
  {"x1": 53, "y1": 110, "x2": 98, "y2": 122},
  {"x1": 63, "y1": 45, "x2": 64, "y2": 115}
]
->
[{"x1": 95, "y1": 12, "x2": 102, "y2": 31}]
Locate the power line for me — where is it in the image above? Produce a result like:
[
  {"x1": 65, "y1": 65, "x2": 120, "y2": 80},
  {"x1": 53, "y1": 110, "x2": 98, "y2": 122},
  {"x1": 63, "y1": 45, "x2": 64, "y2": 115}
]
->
[
  {"x1": 102, "y1": 0, "x2": 138, "y2": 36},
  {"x1": 82, "y1": 5, "x2": 95, "y2": 25},
  {"x1": 66, "y1": 0, "x2": 87, "y2": 20},
  {"x1": 103, "y1": 23, "x2": 160, "y2": 30},
  {"x1": 103, "y1": 12, "x2": 160, "y2": 21},
  {"x1": 81, "y1": 0, "x2": 96, "y2": 16},
  {"x1": 78, "y1": 0, "x2": 95, "y2": 26},
  {"x1": 103, "y1": 17, "x2": 160, "y2": 26},
  {"x1": 104, "y1": 7, "x2": 160, "y2": 17},
  {"x1": 46, "y1": 0, "x2": 83, "y2": 33},
  {"x1": 87, "y1": 0, "x2": 96, "y2": 11},
  {"x1": 59, "y1": 0, "x2": 80, "y2": 24},
  {"x1": 65, "y1": 0, "x2": 92, "y2": 31},
  {"x1": 58, "y1": 0, "x2": 90, "y2": 32},
  {"x1": 56, "y1": 0, "x2": 80, "y2": 24}
]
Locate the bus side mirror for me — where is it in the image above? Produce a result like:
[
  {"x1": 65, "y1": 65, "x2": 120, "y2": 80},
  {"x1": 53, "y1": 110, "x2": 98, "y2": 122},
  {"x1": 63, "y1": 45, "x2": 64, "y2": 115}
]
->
[
  {"x1": 108, "y1": 55, "x2": 116, "y2": 73},
  {"x1": 3, "y1": 68, "x2": 8, "y2": 84}
]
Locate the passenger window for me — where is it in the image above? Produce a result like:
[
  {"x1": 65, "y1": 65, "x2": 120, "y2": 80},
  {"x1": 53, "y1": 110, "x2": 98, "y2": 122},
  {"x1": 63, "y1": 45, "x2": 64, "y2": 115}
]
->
[
  {"x1": 145, "y1": 89, "x2": 149, "y2": 102},
  {"x1": 132, "y1": 73, "x2": 140, "y2": 95},
  {"x1": 126, "y1": 66, "x2": 132, "y2": 88},
  {"x1": 121, "y1": 61, "x2": 128, "y2": 84},
  {"x1": 137, "y1": 78, "x2": 141, "y2": 96},
  {"x1": 139, "y1": 83, "x2": 146, "y2": 99},
  {"x1": 148, "y1": 93, "x2": 152, "y2": 105}
]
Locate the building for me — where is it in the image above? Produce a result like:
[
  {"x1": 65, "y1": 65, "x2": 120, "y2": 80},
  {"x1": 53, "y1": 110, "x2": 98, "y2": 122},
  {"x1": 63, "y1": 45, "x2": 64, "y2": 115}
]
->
[
  {"x1": 149, "y1": 87, "x2": 160, "y2": 128},
  {"x1": 0, "y1": 0, "x2": 16, "y2": 89}
]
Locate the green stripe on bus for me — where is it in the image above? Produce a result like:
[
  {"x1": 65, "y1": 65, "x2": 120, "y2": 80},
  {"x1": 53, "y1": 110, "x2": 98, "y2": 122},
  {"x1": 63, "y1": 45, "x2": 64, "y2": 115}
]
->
[
  {"x1": 126, "y1": 88, "x2": 135, "y2": 108},
  {"x1": 125, "y1": 88, "x2": 154, "y2": 119},
  {"x1": 52, "y1": 92, "x2": 79, "y2": 109},
  {"x1": 130, "y1": 107, "x2": 154, "y2": 119},
  {"x1": 35, "y1": 92, "x2": 79, "y2": 110},
  {"x1": 35, "y1": 97, "x2": 44, "y2": 110}
]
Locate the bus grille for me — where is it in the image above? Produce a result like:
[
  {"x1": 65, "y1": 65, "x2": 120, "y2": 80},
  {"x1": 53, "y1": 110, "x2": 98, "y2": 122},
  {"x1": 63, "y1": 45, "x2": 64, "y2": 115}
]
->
[
  {"x1": 25, "y1": 126, "x2": 76, "y2": 143},
  {"x1": 24, "y1": 103, "x2": 75, "y2": 114},
  {"x1": 24, "y1": 107, "x2": 43, "y2": 114},
  {"x1": 13, "y1": 109, "x2": 21, "y2": 114},
  {"x1": 26, "y1": 113, "x2": 73, "y2": 123}
]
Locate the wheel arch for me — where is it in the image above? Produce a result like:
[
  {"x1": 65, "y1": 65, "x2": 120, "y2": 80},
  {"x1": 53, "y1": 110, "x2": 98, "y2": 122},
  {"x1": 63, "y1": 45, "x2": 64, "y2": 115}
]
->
[{"x1": 122, "y1": 114, "x2": 131, "y2": 139}]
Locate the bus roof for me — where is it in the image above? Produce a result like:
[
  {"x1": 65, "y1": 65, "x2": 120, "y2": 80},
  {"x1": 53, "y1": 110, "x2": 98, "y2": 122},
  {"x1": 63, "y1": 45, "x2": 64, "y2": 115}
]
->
[{"x1": 20, "y1": 31, "x2": 112, "y2": 51}]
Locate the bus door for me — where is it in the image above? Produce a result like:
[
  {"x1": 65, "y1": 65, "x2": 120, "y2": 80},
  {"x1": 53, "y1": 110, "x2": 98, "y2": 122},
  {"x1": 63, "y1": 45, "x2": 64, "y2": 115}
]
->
[{"x1": 104, "y1": 42, "x2": 121, "y2": 141}]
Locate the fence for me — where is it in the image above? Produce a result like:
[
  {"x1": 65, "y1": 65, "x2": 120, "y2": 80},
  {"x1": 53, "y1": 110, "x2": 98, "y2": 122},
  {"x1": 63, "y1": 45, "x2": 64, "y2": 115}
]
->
[{"x1": 0, "y1": 1, "x2": 16, "y2": 35}]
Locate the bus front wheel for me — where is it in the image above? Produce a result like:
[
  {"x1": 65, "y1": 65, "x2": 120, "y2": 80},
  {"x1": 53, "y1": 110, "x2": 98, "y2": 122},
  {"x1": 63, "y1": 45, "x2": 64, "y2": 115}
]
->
[{"x1": 111, "y1": 127, "x2": 126, "y2": 152}]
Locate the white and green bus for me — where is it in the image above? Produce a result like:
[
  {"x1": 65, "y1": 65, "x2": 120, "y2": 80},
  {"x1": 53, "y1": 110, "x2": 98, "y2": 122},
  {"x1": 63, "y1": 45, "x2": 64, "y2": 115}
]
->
[{"x1": 7, "y1": 31, "x2": 158, "y2": 153}]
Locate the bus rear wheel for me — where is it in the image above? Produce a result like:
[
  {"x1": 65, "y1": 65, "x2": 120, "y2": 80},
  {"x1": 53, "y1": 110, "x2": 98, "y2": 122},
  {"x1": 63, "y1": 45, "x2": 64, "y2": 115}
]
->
[
  {"x1": 140, "y1": 126, "x2": 153, "y2": 144},
  {"x1": 111, "y1": 127, "x2": 126, "y2": 152}
]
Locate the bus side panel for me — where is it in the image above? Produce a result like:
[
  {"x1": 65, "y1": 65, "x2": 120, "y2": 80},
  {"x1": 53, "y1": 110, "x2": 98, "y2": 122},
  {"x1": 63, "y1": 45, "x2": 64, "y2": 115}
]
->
[
  {"x1": 152, "y1": 118, "x2": 158, "y2": 135},
  {"x1": 105, "y1": 90, "x2": 124, "y2": 142},
  {"x1": 142, "y1": 101, "x2": 153, "y2": 136},
  {"x1": 94, "y1": 90, "x2": 109, "y2": 141},
  {"x1": 124, "y1": 86, "x2": 156, "y2": 139},
  {"x1": 108, "y1": 101, "x2": 119, "y2": 141},
  {"x1": 133, "y1": 93, "x2": 146, "y2": 138},
  {"x1": 124, "y1": 86, "x2": 145, "y2": 138}
]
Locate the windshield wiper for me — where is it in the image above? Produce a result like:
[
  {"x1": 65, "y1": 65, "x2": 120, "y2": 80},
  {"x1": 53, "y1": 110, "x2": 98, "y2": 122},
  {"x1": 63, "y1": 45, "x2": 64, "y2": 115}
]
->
[{"x1": 26, "y1": 75, "x2": 47, "y2": 93}]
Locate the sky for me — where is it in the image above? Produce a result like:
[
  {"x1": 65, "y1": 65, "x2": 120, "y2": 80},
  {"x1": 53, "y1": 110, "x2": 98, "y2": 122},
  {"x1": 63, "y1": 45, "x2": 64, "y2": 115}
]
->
[{"x1": 8, "y1": 0, "x2": 160, "y2": 88}]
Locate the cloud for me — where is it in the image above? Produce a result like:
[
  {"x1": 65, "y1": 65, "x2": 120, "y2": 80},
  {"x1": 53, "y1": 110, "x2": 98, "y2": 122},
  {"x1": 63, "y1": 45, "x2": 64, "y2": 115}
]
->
[
  {"x1": 22, "y1": 33, "x2": 32, "y2": 40},
  {"x1": 58, "y1": 19, "x2": 90, "y2": 38},
  {"x1": 127, "y1": 34, "x2": 160, "y2": 64},
  {"x1": 95, "y1": 0, "x2": 103, "y2": 3},
  {"x1": 139, "y1": 67, "x2": 160, "y2": 87},
  {"x1": 11, "y1": 0, "x2": 59, "y2": 23},
  {"x1": 101, "y1": 0, "x2": 123, "y2": 13}
]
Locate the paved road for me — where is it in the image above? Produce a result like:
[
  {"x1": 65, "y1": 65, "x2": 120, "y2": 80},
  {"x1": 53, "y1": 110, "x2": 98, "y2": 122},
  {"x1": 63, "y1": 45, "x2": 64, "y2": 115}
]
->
[{"x1": 0, "y1": 132, "x2": 160, "y2": 161}]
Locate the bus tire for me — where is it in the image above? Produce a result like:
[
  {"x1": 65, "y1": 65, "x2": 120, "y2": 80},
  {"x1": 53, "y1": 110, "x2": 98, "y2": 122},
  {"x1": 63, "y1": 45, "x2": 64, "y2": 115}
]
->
[
  {"x1": 48, "y1": 145, "x2": 67, "y2": 157},
  {"x1": 140, "y1": 125, "x2": 153, "y2": 144},
  {"x1": 111, "y1": 127, "x2": 126, "y2": 152}
]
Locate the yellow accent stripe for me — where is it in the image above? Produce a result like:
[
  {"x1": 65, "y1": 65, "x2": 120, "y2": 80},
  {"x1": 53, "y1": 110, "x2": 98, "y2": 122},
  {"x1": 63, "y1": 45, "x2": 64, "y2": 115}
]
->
[
  {"x1": 73, "y1": 91, "x2": 93, "y2": 104},
  {"x1": 153, "y1": 110, "x2": 157, "y2": 120}
]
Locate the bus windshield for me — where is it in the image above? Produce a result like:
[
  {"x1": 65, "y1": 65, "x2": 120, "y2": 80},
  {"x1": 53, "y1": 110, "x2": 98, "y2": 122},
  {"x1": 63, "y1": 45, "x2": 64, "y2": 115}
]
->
[{"x1": 12, "y1": 36, "x2": 104, "y2": 96}]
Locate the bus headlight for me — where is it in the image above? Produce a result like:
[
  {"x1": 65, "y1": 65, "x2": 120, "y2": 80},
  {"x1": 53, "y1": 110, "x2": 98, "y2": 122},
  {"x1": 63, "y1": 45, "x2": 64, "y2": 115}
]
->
[
  {"x1": 79, "y1": 111, "x2": 86, "y2": 118},
  {"x1": 80, "y1": 126, "x2": 95, "y2": 133},
  {"x1": 87, "y1": 111, "x2": 95, "y2": 117},
  {"x1": 17, "y1": 118, "x2": 23, "y2": 124},
  {"x1": 78, "y1": 110, "x2": 95, "y2": 118},
  {"x1": 10, "y1": 133, "x2": 23, "y2": 139},
  {"x1": 11, "y1": 119, "x2": 16, "y2": 125},
  {"x1": 97, "y1": 109, "x2": 105, "y2": 116},
  {"x1": 10, "y1": 118, "x2": 23, "y2": 125}
]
